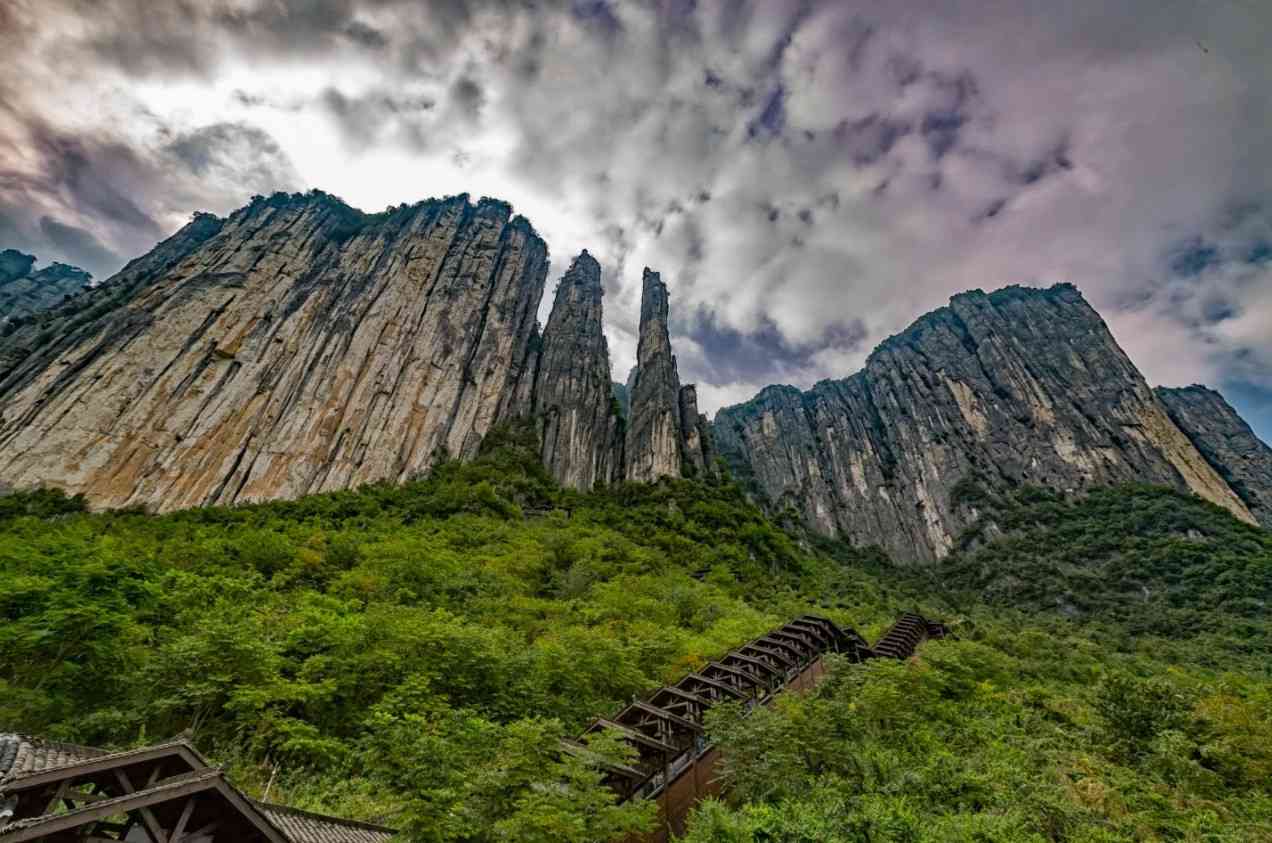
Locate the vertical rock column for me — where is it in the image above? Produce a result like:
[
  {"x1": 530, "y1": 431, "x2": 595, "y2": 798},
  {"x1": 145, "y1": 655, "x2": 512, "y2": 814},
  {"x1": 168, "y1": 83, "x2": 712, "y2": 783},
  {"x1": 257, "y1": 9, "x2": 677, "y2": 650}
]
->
[
  {"x1": 625, "y1": 268, "x2": 686, "y2": 482},
  {"x1": 533, "y1": 251, "x2": 623, "y2": 488}
]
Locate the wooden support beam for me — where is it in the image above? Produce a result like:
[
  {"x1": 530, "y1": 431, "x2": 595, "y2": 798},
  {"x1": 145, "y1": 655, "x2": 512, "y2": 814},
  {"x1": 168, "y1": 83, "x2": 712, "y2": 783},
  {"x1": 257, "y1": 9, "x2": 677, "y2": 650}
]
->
[
  {"x1": 0, "y1": 775, "x2": 215, "y2": 843},
  {"x1": 622, "y1": 701, "x2": 704, "y2": 734},
  {"x1": 676, "y1": 672, "x2": 748, "y2": 700},
  {"x1": 587, "y1": 719, "x2": 678, "y2": 755},
  {"x1": 64, "y1": 787, "x2": 112, "y2": 805},
  {"x1": 168, "y1": 794, "x2": 197, "y2": 842},
  {"x1": 43, "y1": 778, "x2": 70, "y2": 816},
  {"x1": 184, "y1": 820, "x2": 220, "y2": 840},
  {"x1": 702, "y1": 661, "x2": 763, "y2": 692},
  {"x1": 114, "y1": 769, "x2": 167, "y2": 843}
]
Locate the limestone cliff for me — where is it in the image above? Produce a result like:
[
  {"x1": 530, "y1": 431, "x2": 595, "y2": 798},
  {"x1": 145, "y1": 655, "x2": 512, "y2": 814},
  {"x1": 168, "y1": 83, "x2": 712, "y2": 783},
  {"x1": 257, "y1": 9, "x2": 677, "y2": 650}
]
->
[
  {"x1": 531, "y1": 251, "x2": 623, "y2": 488},
  {"x1": 714, "y1": 284, "x2": 1255, "y2": 561},
  {"x1": 0, "y1": 191, "x2": 547, "y2": 510},
  {"x1": 0, "y1": 250, "x2": 92, "y2": 324},
  {"x1": 624, "y1": 269, "x2": 686, "y2": 482},
  {"x1": 1157, "y1": 385, "x2": 1272, "y2": 527}
]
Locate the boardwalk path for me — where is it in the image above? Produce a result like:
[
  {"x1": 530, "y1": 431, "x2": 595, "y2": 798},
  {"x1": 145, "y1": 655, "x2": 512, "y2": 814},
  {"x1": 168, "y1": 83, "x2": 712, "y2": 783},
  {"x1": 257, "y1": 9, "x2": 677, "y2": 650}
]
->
[{"x1": 564, "y1": 613, "x2": 950, "y2": 842}]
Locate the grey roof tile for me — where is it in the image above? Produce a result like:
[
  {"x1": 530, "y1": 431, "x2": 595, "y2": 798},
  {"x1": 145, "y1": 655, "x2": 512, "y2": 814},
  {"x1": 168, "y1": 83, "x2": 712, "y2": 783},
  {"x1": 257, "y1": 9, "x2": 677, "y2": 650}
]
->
[
  {"x1": 256, "y1": 801, "x2": 396, "y2": 843},
  {"x1": 0, "y1": 734, "x2": 108, "y2": 784}
]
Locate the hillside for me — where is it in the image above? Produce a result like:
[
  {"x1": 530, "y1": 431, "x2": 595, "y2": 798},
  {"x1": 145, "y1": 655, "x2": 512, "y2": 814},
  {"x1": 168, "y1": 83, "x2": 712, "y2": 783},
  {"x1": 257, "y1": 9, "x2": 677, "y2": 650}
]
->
[{"x1": 2, "y1": 428, "x2": 1269, "y2": 841}]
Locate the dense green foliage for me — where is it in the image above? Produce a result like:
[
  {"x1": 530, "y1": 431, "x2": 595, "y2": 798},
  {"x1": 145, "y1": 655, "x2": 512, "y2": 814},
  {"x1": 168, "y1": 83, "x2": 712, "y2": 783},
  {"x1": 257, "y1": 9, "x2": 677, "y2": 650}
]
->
[
  {"x1": 2, "y1": 432, "x2": 1269, "y2": 840},
  {"x1": 936, "y1": 483, "x2": 1272, "y2": 638}
]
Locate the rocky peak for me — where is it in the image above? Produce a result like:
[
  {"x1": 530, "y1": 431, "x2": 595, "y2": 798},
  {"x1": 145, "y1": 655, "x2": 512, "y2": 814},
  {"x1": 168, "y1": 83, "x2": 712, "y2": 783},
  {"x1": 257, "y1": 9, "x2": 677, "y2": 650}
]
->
[
  {"x1": 0, "y1": 251, "x2": 92, "y2": 325},
  {"x1": 625, "y1": 268, "x2": 686, "y2": 482},
  {"x1": 0, "y1": 249, "x2": 37, "y2": 285},
  {"x1": 1157, "y1": 385, "x2": 1272, "y2": 527},
  {"x1": 715, "y1": 283, "x2": 1254, "y2": 561},
  {"x1": 532, "y1": 250, "x2": 623, "y2": 488}
]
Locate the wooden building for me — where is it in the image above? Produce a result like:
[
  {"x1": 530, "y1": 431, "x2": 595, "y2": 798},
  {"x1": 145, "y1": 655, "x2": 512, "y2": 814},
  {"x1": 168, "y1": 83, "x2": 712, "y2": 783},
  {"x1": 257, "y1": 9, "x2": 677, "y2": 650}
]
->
[{"x1": 0, "y1": 735, "x2": 395, "y2": 843}]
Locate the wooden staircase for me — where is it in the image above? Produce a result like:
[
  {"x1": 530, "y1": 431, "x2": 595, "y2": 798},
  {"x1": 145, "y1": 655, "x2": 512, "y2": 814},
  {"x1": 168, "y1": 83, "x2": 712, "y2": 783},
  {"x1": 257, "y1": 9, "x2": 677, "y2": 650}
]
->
[{"x1": 570, "y1": 612, "x2": 951, "y2": 842}]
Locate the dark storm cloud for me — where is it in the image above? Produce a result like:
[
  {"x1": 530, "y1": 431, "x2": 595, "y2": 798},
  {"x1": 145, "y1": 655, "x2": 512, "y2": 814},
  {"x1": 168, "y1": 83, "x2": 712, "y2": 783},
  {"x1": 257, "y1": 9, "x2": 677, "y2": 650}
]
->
[
  {"x1": 343, "y1": 20, "x2": 389, "y2": 50},
  {"x1": 321, "y1": 84, "x2": 449, "y2": 150},
  {"x1": 571, "y1": 1, "x2": 623, "y2": 39},
  {"x1": 680, "y1": 308, "x2": 868, "y2": 386},
  {"x1": 449, "y1": 77, "x2": 486, "y2": 120},
  {"x1": 37, "y1": 217, "x2": 120, "y2": 279},
  {"x1": 17, "y1": 120, "x2": 161, "y2": 235},
  {"x1": 163, "y1": 123, "x2": 299, "y2": 187}
]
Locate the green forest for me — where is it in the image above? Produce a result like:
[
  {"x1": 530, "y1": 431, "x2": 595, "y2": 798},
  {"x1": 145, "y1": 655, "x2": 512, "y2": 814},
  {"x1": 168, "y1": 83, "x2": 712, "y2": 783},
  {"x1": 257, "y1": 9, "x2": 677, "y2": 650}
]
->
[{"x1": 2, "y1": 425, "x2": 1270, "y2": 841}]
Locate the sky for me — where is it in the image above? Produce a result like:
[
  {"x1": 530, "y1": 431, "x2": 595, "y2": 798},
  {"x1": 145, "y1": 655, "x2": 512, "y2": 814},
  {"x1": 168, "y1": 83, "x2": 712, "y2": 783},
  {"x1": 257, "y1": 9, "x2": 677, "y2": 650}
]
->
[{"x1": 2, "y1": 0, "x2": 1271, "y2": 439}]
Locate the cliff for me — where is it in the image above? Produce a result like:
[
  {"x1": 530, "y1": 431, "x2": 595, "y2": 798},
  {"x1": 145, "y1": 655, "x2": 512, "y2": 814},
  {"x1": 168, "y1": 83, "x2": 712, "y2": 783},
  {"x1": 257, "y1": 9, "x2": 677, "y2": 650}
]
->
[
  {"x1": 714, "y1": 284, "x2": 1255, "y2": 561},
  {"x1": 531, "y1": 251, "x2": 624, "y2": 488},
  {"x1": 1157, "y1": 385, "x2": 1272, "y2": 528},
  {"x1": 0, "y1": 249, "x2": 92, "y2": 324},
  {"x1": 0, "y1": 191, "x2": 548, "y2": 510}
]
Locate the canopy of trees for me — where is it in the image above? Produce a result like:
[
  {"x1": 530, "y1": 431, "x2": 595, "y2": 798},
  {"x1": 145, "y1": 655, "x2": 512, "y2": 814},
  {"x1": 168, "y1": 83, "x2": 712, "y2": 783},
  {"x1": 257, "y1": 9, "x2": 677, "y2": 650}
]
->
[{"x1": 2, "y1": 426, "x2": 1268, "y2": 840}]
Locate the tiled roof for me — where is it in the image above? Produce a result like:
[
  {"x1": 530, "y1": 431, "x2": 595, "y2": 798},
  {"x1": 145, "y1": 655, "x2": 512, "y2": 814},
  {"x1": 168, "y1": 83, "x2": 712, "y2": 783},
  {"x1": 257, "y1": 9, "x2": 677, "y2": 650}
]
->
[
  {"x1": 0, "y1": 734, "x2": 107, "y2": 784},
  {"x1": 256, "y1": 802, "x2": 396, "y2": 843}
]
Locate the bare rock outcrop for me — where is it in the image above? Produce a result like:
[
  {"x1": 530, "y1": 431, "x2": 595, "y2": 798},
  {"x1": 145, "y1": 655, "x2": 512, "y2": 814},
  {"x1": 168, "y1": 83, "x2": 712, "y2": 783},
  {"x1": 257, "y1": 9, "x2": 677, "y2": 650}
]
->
[
  {"x1": 0, "y1": 250, "x2": 92, "y2": 324},
  {"x1": 714, "y1": 284, "x2": 1255, "y2": 561},
  {"x1": 624, "y1": 269, "x2": 686, "y2": 482},
  {"x1": 0, "y1": 191, "x2": 547, "y2": 510},
  {"x1": 531, "y1": 251, "x2": 623, "y2": 488},
  {"x1": 1157, "y1": 385, "x2": 1272, "y2": 527}
]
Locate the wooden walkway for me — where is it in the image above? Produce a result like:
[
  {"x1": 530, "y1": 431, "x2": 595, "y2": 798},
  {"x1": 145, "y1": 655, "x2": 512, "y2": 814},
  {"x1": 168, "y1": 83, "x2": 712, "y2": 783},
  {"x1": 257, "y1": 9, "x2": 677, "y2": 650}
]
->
[{"x1": 566, "y1": 612, "x2": 950, "y2": 842}]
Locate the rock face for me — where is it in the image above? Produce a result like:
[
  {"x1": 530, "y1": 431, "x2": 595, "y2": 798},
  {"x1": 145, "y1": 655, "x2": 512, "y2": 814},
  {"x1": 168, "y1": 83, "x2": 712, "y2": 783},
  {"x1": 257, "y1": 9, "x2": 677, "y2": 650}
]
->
[
  {"x1": 714, "y1": 284, "x2": 1255, "y2": 562},
  {"x1": 1157, "y1": 385, "x2": 1272, "y2": 527},
  {"x1": 624, "y1": 269, "x2": 687, "y2": 482},
  {"x1": 0, "y1": 250, "x2": 92, "y2": 324},
  {"x1": 530, "y1": 251, "x2": 623, "y2": 489},
  {"x1": 679, "y1": 384, "x2": 718, "y2": 478},
  {"x1": 0, "y1": 191, "x2": 547, "y2": 510}
]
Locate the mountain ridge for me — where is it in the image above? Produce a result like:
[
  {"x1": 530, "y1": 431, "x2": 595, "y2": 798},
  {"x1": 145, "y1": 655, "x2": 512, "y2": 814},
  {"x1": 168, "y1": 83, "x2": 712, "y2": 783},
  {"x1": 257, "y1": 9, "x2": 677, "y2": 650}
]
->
[
  {"x1": 0, "y1": 191, "x2": 1265, "y2": 564},
  {"x1": 714, "y1": 282, "x2": 1255, "y2": 560}
]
